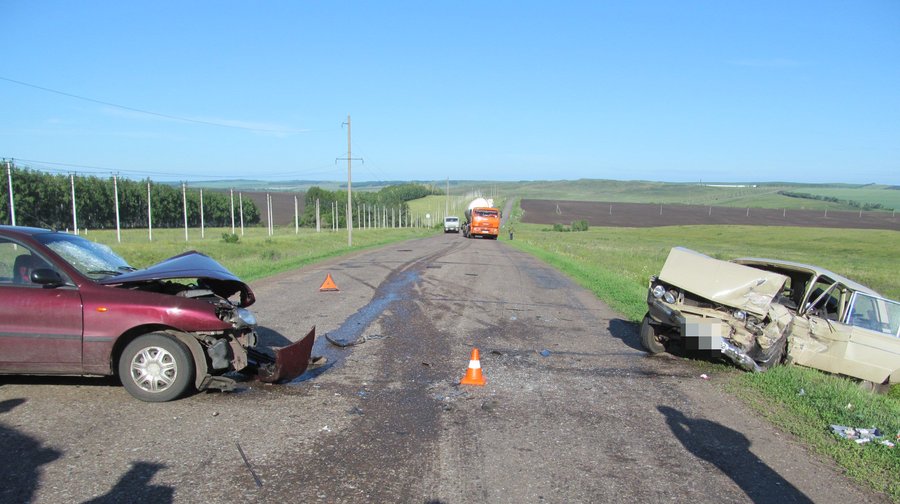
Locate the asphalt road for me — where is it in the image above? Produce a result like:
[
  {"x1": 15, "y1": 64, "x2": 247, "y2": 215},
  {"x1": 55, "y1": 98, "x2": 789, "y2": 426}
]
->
[{"x1": 0, "y1": 234, "x2": 887, "y2": 503}]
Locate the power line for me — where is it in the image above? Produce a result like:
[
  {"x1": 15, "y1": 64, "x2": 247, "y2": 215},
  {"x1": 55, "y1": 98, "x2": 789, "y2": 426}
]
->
[{"x1": 0, "y1": 75, "x2": 297, "y2": 133}]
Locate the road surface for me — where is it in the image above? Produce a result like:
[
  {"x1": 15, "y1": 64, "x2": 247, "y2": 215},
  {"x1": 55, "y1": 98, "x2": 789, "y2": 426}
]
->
[{"x1": 0, "y1": 234, "x2": 886, "y2": 503}]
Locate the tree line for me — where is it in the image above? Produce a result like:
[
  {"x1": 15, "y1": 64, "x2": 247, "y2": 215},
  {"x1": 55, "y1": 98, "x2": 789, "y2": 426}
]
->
[
  {"x1": 301, "y1": 183, "x2": 440, "y2": 227},
  {"x1": 777, "y1": 190, "x2": 894, "y2": 211},
  {"x1": 1, "y1": 164, "x2": 260, "y2": 230}
]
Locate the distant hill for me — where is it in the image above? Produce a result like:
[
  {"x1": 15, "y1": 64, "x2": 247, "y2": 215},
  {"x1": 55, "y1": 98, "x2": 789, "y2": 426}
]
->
[{"x1": 174, "y1": 179, "x2": 899, "y2": 213}]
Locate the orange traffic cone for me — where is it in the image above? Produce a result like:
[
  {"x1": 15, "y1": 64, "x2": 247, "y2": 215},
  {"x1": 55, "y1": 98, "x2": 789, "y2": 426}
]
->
[
  {"x1": 319, "y1": 273, "x2": 339, "y2": 292},
  {"x1": 460, "y1": 348, "x2": 486, "y2": 386}
]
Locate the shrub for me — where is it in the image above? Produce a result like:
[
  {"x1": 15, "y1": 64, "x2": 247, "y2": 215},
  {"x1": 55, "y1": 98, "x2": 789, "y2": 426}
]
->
[
  {"x1": 221, "y1": 233, "x2": 240, "y2": 244},
  {"x1": 571, "y1": 219, "x2": 589, "y2": 232}
]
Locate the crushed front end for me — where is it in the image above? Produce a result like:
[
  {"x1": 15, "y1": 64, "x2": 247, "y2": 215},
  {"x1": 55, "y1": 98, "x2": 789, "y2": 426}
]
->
[{"x1": 642, "y1": 247, "x2": 793, "y2": 371}]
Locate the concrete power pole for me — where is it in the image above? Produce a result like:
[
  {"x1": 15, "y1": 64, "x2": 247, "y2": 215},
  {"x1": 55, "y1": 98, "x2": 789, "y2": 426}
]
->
[
  {"x1": 113, "y1": 173, "x2": 121, "y2": 242},
  {"x1": 337, "y1": 115, "x2": 363, "y2": 247},
  {"x1": 70, "y1": 173, "x2": 78, "y2": 234},
  {"x1": 6, "y1": 160, "x2": 16, "y2": 226}
]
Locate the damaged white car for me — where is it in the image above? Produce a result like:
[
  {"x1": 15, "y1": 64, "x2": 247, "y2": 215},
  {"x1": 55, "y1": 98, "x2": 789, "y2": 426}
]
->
[{"x1": 642, "y1": 247, "x2": 900, "y2": 390}]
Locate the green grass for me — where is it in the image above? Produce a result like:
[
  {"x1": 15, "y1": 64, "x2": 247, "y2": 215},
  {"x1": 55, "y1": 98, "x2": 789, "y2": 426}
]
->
[
  {"x1": 731, "y1": 366, "x2": 900, "y2": 500},
  {"x1": 795, "y1": 186, "x2": 900, "y2": 210},
  {"x1": 505, "y1": 223, "x2": 900, "y2": 319},
  {"x1": 504, "y1": 215, "x2": 900, "y2": 501},
  {"x1": 84, "y1": 226, "x2": 436, "y2": 282}
]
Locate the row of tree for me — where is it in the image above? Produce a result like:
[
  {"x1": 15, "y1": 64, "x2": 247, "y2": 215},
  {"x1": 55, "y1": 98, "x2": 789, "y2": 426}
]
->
[
  {"x1": 1, "y1": 164, "x2": 260, "y2": 230},
  {"x1": 777, "y1": 190, "x2": 894, "y2": 211},
  {"x1": 301, "y1": 184, "x2": 440, "y2": 228}
]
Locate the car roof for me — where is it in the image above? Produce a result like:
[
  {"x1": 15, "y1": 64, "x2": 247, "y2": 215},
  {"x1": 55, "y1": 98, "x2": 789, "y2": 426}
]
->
[{"x1": 734, "y1": 257, "x2": 880, "y2": 297}]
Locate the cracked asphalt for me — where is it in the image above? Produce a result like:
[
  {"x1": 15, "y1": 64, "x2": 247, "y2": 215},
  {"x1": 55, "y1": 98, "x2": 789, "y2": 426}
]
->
[{"x1": 0, "y1": 234, "x2": 888, "y2": 503}]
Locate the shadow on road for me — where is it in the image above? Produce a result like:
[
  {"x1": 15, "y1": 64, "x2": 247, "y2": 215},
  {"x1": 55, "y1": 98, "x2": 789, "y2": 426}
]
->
[
  {"x1": 608, "y1": 318, "x2": 643, "y2": 351},
  {"x1": 0, "y1": 398, "x2": 62, "y2": 503},
  {"x1": 658, "y1": 405, "x2": 812, "y2": 504},
  {"x1": 82, "y1": 462, "x2": 173, "y2": 504}
]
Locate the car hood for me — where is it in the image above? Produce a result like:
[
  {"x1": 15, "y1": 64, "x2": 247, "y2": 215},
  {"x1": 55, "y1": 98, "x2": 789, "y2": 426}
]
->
[
  {"x1": 658, "y1": 247, "x2": 788, "y2": 317},
  {"x1": 98, "y1": 251, "x2": 255, "y2": 307}
]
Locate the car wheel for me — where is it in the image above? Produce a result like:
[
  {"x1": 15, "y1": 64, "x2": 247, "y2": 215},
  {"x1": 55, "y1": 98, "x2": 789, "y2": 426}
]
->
[
  {"x1": 118, "y1": 333, "x2": 195, "y2": 402},
  {"x1": 857, "y1": 379, "x2": 891, "y2": 394},
  {"x1": 640, "y1": 314, "x2": 667, "y2": 354}
]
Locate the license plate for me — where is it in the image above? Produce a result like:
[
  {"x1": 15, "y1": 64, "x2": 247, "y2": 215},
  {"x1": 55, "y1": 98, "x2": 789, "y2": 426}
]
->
[{"x1": 683, "y1": 318, "x2": 724, "y2": 352}]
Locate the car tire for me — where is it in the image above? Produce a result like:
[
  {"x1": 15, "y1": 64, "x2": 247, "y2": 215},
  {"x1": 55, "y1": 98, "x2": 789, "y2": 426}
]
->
[
  {"x1": 640, "y1": 314, "x2": 667, "y2": 354},
  {"x1": 118, "y1": 333, "x2": 195, "y2": 402},
  {"x1": 857, "y1": 379, "x2": 891, "y2": 394}
]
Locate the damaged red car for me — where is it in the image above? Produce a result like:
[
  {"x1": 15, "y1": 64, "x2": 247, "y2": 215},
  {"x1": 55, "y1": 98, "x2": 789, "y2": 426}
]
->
[{"x1": 0, "y1": 225, "x2": 315, "y2": 402}]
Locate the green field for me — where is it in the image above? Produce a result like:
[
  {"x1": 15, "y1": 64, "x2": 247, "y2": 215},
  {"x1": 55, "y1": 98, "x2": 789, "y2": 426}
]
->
[
  {"x1": 442, "y1": 179, "x2": 894, "y2": 211},
  {"x1": 793, "y1": 185, "x2": 900, "y2": 210},
  {"x1": 88, "y1": 226, "x2": 434, "y2": 282},
  {"x1": 503, "y1": 215, "x2": 900, "y2": 500}
]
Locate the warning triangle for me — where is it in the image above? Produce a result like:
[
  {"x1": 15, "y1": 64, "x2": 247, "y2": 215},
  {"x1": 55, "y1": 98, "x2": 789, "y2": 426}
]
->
[{"x1": 319, "y1": 273, "x2": 339, "y2": 292}]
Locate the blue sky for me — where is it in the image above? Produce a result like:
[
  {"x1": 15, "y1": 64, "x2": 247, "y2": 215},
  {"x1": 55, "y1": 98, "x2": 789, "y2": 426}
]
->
[{"x1": 2, "y1": 1, "x2": 898, "y2": 184}]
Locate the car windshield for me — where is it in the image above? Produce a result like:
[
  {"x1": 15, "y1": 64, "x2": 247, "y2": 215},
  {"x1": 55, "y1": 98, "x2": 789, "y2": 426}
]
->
[{"x1": 36, "y1": 233, "x2": 134, "y2": 279}]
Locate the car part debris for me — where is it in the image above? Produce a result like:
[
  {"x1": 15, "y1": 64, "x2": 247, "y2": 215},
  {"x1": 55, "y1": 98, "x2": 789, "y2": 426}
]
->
[
  {"x1": 326, "y1": 333, "x2": 366, "y2": 347},
  {"x1": 830, "y1": 425, "x2": 893, "y2": 446},
  {"x1": 235, "y1": 441, "x2": 262, "y2": 488},
  {"x1": 254, "y1": 327, "x2": 316, "y2": 383}
]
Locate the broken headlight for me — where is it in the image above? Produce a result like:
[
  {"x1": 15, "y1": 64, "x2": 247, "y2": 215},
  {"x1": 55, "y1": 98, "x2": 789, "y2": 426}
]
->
[
  {"x1": 232, "y1": 307, "x2": 258, "y2": 329},
  {"x1": 733, "y1": 310, "x2": 747, "y2": 321}
]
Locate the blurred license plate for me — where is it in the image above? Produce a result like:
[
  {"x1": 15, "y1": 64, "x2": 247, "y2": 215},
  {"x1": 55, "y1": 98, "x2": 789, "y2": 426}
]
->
[{"x1": 683, "y1": 318, "x2": 724, "y2": 352}]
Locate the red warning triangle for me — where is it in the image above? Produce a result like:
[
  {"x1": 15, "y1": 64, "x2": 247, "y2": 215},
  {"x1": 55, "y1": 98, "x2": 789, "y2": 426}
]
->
[{"x1": 319, "y1": 273, "x2": 340, "y2": 292}]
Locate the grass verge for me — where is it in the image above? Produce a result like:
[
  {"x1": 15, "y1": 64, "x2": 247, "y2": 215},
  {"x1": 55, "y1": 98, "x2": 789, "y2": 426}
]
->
[
  {"x1": 504, "y1": 219, "x2": 900, "y2": 501},
  {"x1": 85, "y1": 226, "x2": 436, "y2": 282}
]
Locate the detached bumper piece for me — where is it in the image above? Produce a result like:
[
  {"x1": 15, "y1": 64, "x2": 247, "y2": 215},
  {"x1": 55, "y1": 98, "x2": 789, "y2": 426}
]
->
[{"x1": 253, "y1": 327, "x2": 316, "y2": 383}]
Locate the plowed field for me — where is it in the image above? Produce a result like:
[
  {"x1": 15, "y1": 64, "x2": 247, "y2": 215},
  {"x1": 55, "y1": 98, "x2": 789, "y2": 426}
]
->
[{"x1": 521, "y1": 199, "x2": 900, "y2": 230}]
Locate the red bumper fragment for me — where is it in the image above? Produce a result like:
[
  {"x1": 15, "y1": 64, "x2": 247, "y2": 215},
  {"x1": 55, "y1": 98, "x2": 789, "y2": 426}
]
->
[{"x1": 257, "y1": 327, "x2": 316, "y2": 383}]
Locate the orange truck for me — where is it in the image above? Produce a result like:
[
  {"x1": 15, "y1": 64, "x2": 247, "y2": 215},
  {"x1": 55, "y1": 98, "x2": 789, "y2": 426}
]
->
[{"x1": 463, "y1": 198, "x2": 500, "y2": 239}]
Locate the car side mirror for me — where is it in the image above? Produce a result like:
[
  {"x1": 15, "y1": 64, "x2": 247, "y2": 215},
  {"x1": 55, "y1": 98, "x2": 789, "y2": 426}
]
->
[{"x1": 31, "y1": 268, "x2": 65, "y2": 287}]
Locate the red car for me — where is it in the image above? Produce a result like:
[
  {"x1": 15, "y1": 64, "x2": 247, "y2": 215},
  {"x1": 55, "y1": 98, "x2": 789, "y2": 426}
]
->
[{"x1": 0, "y1": 225, "x2": 315, "y2": 402}]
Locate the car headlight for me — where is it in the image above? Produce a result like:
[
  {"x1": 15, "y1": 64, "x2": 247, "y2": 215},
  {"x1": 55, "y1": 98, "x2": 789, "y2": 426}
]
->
[
  {"x1": 234, "y1": 307, "x2": 257, "y2": 328},
  {"x1": 733, "y1": 310, "x2": 747, "y2": 321},
  {"x1": 652, "y1": 285, "x2": 666, "y2": 299},
  {"x1": 664, "y1": 290, "x2": 677, "y2": 304}
]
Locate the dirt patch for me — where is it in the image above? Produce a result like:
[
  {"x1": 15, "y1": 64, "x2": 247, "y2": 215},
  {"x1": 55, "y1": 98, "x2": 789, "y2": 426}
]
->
[{"x1": 521, "y1": 199, "x2": 900, "y2": 230}]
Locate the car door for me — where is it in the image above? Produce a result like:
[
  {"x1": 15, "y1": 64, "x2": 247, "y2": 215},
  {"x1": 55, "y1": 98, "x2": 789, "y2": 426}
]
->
[{"x1": 0, "y1": 237, "x2": 84, "y2": 373}]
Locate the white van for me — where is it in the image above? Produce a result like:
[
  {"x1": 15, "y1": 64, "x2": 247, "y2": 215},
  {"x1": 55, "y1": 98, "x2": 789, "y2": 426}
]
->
[{"x1": 443, "y1": 216, "x2": 460, "y2": 233}]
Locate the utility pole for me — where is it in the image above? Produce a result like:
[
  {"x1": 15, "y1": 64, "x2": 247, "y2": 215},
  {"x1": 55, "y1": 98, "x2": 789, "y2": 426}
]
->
[
  {"x1": 113, "y1": 173, "x2": 121, "y2": 242},
  {"x1": 337, "y1": 115, "x2": 363, "y2": 247},
  {"x1": 6, "y1": 160, "x2": 16, "y2": 226},
  {"x1": 182, "y1": 182, "x2": 188, "y2": 241},
  {"x1": 230, "y1": 188, "x2": 236, "y2": 234},
  {"x1": 70, "y1": 173, "x2": 78, "y2": 234},
  {"x1": 239, "y1": 192, "x2": 244, "y2": 236},
  {"x1": 147, "y1": 181, "x2": 153, "y2": 241},
  {"x1": 200, "y1": 189, "x2": 205, "y2": 238}
]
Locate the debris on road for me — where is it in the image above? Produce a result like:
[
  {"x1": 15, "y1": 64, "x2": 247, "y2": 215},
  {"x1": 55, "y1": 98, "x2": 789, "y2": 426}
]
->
[
  {"x1": 235, "y1": 441, "x2": 263, "y2": 488},
  {"x1": 540, "y1": 349, "x2": 551, "y2": 357},
  {"x1": 326, "y1": 333, "x2": 366, "y2": 347},
  {"x1": 700, "y1": 374, "x2": 709, "y2": 380}
]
